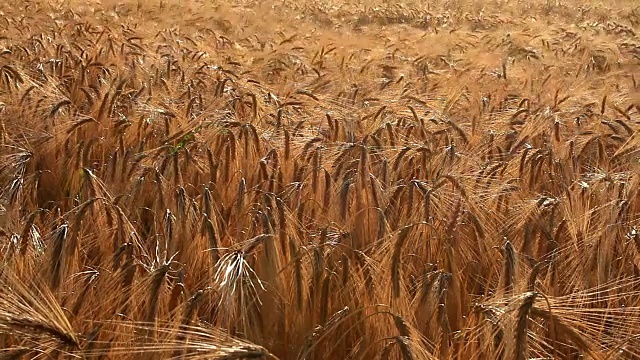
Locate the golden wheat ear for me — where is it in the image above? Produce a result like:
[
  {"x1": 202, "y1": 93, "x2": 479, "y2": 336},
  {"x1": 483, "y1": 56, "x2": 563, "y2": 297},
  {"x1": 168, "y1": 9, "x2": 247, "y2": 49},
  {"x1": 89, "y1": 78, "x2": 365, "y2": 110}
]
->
[
  {"x1": 0, "y1": 269, "x2": 79, "y2": 354},
  {"x1": 80, "y1": 320, "x2": 279, "y2": 360}
]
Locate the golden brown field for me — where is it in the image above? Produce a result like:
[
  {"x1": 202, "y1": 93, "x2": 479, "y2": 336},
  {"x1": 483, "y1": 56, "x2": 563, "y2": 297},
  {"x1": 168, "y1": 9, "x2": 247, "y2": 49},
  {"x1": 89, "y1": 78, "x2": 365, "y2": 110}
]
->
[{"x1": 0, "y1": 0, "x2": 639, "y2": 358}]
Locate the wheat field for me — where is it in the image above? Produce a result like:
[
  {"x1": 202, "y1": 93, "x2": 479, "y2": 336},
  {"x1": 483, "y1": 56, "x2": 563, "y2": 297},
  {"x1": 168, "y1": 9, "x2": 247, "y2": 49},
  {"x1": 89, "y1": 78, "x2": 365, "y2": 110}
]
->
[{"x1": 0, "y1": 0, "x2": 639, "y2": 359}]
